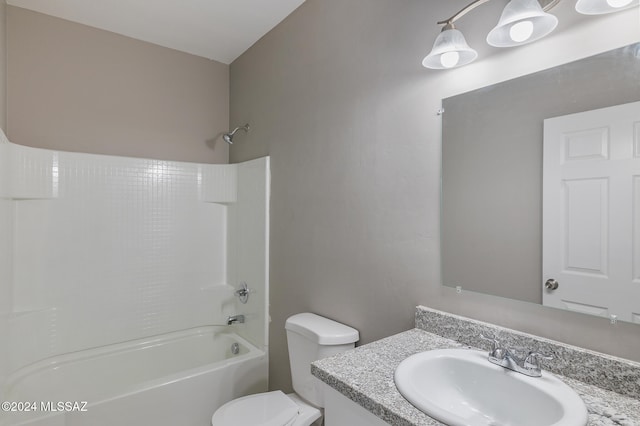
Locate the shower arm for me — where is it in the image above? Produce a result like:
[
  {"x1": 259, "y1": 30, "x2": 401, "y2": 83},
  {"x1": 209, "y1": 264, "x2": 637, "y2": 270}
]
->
[{"x1": 228, "y1": 124, "x2": 250, "y2": 137}]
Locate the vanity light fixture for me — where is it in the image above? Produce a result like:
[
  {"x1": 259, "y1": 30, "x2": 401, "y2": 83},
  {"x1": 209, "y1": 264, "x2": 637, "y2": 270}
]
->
[
  {"x1": 486, "y1": 0, "x2": 558, "y2": 47},
  {"x1": 575, "y1": 0, "x2": 639, "y2": 14},
  {"x1": 423, "y1": 0, "x2": 639, "y2": 69},
  {"x1": 422, "y1": 23, "x2": 478, "y2": 69},
  {"x1": 423, "y1": 0, "x2": 560, "y2": 69}
]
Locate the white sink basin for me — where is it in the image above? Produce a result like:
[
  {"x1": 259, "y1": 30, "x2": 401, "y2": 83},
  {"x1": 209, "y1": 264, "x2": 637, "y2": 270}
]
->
[{"x1": 394, "y1": 348, "x2": 588, "y2": 426}]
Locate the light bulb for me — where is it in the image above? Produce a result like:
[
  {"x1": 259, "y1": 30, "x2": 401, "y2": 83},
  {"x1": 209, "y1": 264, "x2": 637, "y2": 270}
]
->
[
  {"x1": 606, "y1": 0, "x2": 632, "y2": 7},
  {"x1": 509, "y1": 20, "x2": 534, "y2": 43},
  {"x1": 440, "y1": 51, "x2": 460, "y2": 68}
]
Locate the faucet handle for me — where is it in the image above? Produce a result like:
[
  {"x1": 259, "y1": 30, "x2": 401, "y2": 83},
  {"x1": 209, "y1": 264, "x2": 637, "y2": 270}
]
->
[
  {"x1": 479, "y1": 334, "x2": 505, "y2": 358},
  {"x1": 524, "y1": 351, "x2": 553, "y2": 370},
  {"x1": 234, "y1": 282, "x2": 251, "y2": 304}
]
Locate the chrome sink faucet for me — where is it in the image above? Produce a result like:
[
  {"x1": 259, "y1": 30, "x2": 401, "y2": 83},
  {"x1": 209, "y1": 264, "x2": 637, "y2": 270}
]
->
[{"x1": 479, "y1": 335, "x2": 552, "y2": 377}]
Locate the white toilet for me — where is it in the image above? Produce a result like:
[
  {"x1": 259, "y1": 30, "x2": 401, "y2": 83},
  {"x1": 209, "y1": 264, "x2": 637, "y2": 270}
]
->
[{"x1": 211, "y1": 313, "x2": 359, "y2": 426}]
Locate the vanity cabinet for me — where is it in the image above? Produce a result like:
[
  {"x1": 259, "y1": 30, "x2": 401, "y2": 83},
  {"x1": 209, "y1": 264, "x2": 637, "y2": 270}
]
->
[{"x1": 322, "y1": 384, "x2": 389, "y2": 426}]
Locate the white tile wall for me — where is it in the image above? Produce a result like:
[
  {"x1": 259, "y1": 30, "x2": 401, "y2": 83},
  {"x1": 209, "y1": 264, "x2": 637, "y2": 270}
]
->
[
  {"x1": 201, "y1": 164, "x2": 238, "y2": 203},
  {"x1": 0, "y1": 132, "x2": 10, "y2": 199},
  {"x1": 2, "y1": 142, "x2": 269, "y2": 375},
  {"x1": 10, "y1": 145, "x2": 58, "y2": 200}
]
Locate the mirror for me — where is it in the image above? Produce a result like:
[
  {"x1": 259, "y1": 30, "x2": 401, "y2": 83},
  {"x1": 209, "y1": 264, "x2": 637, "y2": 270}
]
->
[{"x1": 441, "y1": 43, "x2": 640, "y2": 322}]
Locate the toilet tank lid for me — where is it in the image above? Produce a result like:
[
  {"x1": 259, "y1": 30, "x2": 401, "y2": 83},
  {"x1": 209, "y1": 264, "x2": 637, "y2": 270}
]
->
[{"x1": 285, "y1": 313, "x2": 359, "y2": 345}]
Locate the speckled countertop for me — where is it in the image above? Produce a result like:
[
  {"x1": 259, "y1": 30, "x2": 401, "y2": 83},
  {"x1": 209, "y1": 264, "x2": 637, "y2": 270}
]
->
[{"x1": 312, "y1": 307, "x2": 640, "y2": 426}]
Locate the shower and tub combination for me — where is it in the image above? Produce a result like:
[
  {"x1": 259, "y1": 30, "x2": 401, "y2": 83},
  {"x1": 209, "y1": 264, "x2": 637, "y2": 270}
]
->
[{"x1": 0, "y1": 131, "x2": 270, "y2": 426}]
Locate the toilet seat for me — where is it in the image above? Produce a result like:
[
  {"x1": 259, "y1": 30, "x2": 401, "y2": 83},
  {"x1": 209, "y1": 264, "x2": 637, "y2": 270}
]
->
[{"x1": 211, "y1": 391, "x2": 300, "y2": 426}]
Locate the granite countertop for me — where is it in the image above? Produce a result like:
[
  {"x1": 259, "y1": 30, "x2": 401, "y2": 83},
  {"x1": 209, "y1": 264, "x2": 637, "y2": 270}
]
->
[{"x1": 312, "y1": 328, "x2": 640, "y2": 426}]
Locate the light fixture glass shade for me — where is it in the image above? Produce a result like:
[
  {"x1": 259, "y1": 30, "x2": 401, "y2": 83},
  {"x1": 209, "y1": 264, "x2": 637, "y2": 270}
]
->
[
  {"x1": 486, "y1": 0, "x2": 558, "y2": 47},
  {"x1": 422, "y1": 28, "x2": 478, "y2": 69},
  {"x1": 575, "y1": 0, "x2": 639, "y2": 14}
]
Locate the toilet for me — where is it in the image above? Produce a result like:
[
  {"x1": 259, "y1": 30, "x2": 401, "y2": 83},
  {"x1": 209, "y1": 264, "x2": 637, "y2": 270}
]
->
[{"x1": 211, "y1": 313, "x2": 359, "y2": 426}]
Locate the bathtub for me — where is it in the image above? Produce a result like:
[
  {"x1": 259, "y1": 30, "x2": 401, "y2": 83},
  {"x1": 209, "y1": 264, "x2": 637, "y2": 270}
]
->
[{"x1": 1, "y1": 327, "x2": 268, "y2": 426}]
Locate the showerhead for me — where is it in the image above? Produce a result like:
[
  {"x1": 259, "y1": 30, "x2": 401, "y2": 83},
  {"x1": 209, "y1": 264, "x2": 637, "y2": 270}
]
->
[{"x1": 223, "y1": 124, "x2": 250, "y2": 144}]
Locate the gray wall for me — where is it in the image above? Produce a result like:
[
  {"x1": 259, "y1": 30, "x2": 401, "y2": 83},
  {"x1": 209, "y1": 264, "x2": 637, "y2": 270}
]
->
[
  {"x1": 0, "y1": 1, "x2": 6, "y2": 130},
  {"x1": 230, "y1": 0, "x2": 640, "y2": 393},
  {"x1": 7, "y1": 6, "x2": 229, "y2": 164},
  {"x1": 442, "y1": 46, "x2": 640, "y2": 303}
]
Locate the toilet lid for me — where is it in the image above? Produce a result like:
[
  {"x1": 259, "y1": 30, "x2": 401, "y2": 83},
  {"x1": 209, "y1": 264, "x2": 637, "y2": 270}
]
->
[{"x1": 211, "y1": 390, "x2": 300, "y2": 426}]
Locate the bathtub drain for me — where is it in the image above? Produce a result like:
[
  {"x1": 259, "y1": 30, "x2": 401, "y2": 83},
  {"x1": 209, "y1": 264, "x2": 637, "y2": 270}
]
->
[{"x1": 231, "y1": 343, "x2": 240, "y2": 355}]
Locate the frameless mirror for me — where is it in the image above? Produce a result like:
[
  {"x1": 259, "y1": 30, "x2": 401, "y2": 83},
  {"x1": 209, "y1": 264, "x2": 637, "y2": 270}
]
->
[{"x1": 441, "y1": 43, "x2": 640, "y2": 323}]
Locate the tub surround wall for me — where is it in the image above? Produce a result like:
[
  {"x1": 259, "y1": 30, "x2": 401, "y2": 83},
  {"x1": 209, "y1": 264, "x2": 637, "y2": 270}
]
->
[
  {"x1": 0, "y1": 140, "x2": 270, "y2": 384},
  {"x1": 312, "y1": 307, "x2": 640, "y2": 426},
  {"x1": 227, "y1": 158, "x2": 271, "y2": 349},
  {"x1": 0, "y1": 136, "x2": 12, "y2": 401},
  {"x1": 8, "y1": 142, "x2": 227, "y2": 373},
  {"x1": 0, "y1": 0, "x2": 9, "y2": 401},
  {"x1": 7, "y1": 5, "x2": 229, "y2": 164},
  {"x1": 229, "y1": 0, "x2": 640, "y2": 393}
]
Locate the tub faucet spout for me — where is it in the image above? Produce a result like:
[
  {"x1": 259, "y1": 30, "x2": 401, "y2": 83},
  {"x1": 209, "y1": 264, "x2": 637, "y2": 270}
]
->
[{"x1": 227, "y1": 315, "x2": 245, "y2": 325}]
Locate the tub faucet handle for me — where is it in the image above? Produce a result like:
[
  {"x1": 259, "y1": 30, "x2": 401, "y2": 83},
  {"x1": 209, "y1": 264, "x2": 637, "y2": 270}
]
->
[{"x1": 234, "y1": 282, "x2": 251, "y2": 304}]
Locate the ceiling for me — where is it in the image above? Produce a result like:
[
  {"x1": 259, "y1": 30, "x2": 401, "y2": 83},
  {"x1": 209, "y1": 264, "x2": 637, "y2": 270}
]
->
[{"x1": 6, "y1": 0, "x2": 307, "y2": 64}]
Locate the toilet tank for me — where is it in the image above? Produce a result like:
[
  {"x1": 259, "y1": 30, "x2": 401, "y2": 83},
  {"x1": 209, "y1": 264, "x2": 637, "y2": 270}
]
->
[{"x1": 285, "y1": 313, "x2": 359, "y2": 408}]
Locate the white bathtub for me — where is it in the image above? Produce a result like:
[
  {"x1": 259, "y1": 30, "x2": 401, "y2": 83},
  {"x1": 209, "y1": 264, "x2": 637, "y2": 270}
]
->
[{"x1": 1, "y1": 327, "x2": 268, "y2": 426}]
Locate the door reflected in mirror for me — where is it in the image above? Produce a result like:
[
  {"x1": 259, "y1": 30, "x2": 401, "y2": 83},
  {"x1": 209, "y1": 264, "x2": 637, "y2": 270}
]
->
[{"x1": 542, "y1": 101, "x2": 640, "y2": 322}]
